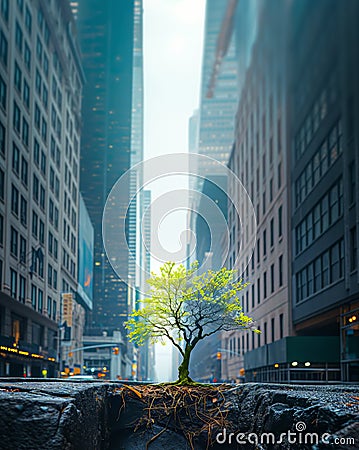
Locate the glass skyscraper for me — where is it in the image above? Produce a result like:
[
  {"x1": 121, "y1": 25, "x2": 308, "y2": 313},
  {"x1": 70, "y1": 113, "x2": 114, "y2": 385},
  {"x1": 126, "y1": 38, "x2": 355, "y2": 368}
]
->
[{"x1": 75, "y1": 0, "x2": 135, "y2": 333}]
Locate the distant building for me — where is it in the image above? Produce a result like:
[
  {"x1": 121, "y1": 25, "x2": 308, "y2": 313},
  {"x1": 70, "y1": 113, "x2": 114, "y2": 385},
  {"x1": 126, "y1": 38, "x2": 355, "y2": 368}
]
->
[
  {"x1": 75, "y1": 0, "x2": 135, "y2": 334},
  {"x1": 197, "y1": 0, "x2": 238, "y2": 178},
  {"x1": 221, "y1": 0, "x2": 291, "y2": 382},
  {"x1": 0, "y1": 0, "x2": 85, "y2": 376}
]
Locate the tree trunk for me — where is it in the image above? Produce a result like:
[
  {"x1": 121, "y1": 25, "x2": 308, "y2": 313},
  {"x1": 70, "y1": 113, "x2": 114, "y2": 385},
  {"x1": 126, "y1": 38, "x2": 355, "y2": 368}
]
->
[{"x1": 177, "y1": 343, "x2": 193, "y2": 384}]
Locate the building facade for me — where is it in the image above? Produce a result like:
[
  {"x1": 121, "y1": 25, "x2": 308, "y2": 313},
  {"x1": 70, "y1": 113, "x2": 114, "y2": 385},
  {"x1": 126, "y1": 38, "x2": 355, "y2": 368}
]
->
[
  {"x1": 221, "y1": 0, "x2": 359, "y2": 384},
  {"x1": 290, "y1": 0, "x2": 359, "y2": 382},
  {"x1": 0, "y1": 0, "x2": 85, "y2": 376},
  {"x1": 221, "y1": 0, "x2": 291, "y2": 382}
]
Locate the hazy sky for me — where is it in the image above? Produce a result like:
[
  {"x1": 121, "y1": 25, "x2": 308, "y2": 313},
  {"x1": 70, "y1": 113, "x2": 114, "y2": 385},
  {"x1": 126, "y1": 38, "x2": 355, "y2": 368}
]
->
[{"x1": 143, "y1": 0, "x2": 206, "y2": 381}]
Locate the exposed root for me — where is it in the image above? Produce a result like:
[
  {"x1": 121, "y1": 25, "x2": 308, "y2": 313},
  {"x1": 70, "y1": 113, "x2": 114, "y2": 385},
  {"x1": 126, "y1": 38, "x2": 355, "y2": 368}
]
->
[{"x1": 118, "y1": 383, "x2": 233, "y2": 449}]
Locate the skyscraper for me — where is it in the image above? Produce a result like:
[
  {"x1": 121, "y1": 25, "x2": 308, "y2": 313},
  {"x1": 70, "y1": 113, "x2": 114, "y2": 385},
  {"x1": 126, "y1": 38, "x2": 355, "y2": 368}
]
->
[
  {"x1": 197, "y1": 0, "x2": 238, "y2": 178},
  {"x1": 76, "y1": 0, "x2": 135, "y2": 334},
  {"x1": 0, "y1": 0, "x2": 85, "y2": 376}
]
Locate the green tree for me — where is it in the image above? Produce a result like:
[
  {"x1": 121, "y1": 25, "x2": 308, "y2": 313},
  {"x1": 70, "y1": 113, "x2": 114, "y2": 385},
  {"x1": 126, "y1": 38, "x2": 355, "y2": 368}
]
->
[{"x1": 125, "y1": 261, "x2": 260, "y2": 385}]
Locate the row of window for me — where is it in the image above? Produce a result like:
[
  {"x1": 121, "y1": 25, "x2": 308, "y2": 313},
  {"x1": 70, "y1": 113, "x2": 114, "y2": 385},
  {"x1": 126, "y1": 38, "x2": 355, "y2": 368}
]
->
[
  {"x1": 47, "y1": 263, "x2": 57, "y2": 290},
  {"x1": 227, "y1": 313, "x2": 285, "y2": 356},
  {"x1": 11, "y1": 184, "x2": 27, "y2": 226},
  {"x1": 295, "y1": 119, "x2": 342, "y2": 207},
  {"x1": 242, "y1": 255, "x2": 284, "y2": 312},
  {"x1": 294, "y1": 73, "x2": 338, "y2": 161},
  {"x1": 62, "y1": 247, "x2": 76, "y2": 279},
  {"x1": 295, "y1": 178, "x2": 343, "y2": 254},
  {"x1": 13, "y1": 101, "x2": 30, "y2": 146},
  {"x1": 296, "y1": 239, "x2": 344, "y2": 303},
  {"x1": 33, "y1": 138, "x2": 47, "y2": 174},
  {"x1": 10, "y1": 268, "x2": 26, "y2": 302},
  {"x1": 12, "y1": 143, "x2": 28, "y2": 185},
  {"x1": 31, "y1": 210, "x2": 45, "y2": 245},
  {"x1": 9, "y1": 267, "x2": 57, "y2": 320},
  {"x1": 48, "y1": 231, "x2": 58, "y2": 261}
]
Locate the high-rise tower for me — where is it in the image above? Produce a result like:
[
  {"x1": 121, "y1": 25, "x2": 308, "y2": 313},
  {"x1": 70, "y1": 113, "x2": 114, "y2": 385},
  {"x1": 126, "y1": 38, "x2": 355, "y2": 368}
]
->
[{"x1": 76, "y1": 0, "x2": 135, "y2": 334}]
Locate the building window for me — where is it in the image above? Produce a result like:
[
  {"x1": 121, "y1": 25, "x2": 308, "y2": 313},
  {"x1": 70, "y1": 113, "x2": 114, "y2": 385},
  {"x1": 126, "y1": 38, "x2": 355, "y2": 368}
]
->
[
  {"x1": 270, "y1": 218, "x2": 274, "y2": 248},
  {"x1": 43, "y1": 54, "x2": 49, "y2": 78},
  {"x1": 21, "y1": 156, "x2": 28, "y2": 186},
  {"x1": 13, "y1": 101, "x2": 21, "y2": 134},
  {"x1": 15, "y1": 21, "x2": 23, "y2": 54},
  {"x1": 20, "y1": 195, "x2": 27, "y2": 226},
  {"x1": 40, "y1": 151, "x2": 46, "y2": 175},
  {"x1": 35, "y1": 69, "x2": 41, "y2": 95},
  {"x1": 24, "y1": 42, "x2": 31, "y2": 71},
  {"x1": 257, "y1": 278, "x2": 260, "y2": 304},
  {"x1": 0, "y1": 31, "x2": 8, "y2": 67},
  {"x1": 22, "y1": 118, "x2": 29, "y2": 147},
  {"x1": 33, "y1": 138, "x2": 40, "y2": 165},
  {"x1": 0, "y1": 74, "x2": 6, "y2": 110},
  {"x1": 0, "y1": 122, "x2": 5, "y2": 156},
  {"x1": 278, "y1": 205, "x2": 283, "y2": 238},
  {"x1": 10, "y1": 269, "x2": 17, "y2": 298},
  {"x1": 12, "y1": 144, "x2": 20, "y2": 174},
  {"x1": 264, "y1": 322, "x2": 267, "y2": 344},
  {"x1": 19, "y1": 235, "x2": 26, "y2": 263},
  {"x1": 39, "y1": 219, "x2": 44, "y2": 244},
  {"x1": 33, "y1": 175, "x2": 39, "y2": 202},
  {"x1": 32, "y1": 211, "x2": 38, "y2": 237},
  {"x1": 48, "y1": 264, "x2": 52, "y2": 287},
  {"x1": 36, "y1": 36, "x2": 42, "y2": 63},
  {"x1": 34, "y1": 103, "x2": 41, "y2": 130},
  {"x1": 279, "y1": 255, "x2": 283, "y2": 287},
  {"x1": 270, "y1": 263, "x2": 275, "y2": 293},
  {"x1": 25, "y1": 6, "x2": 32, "y2": 34},
  {"x1": 53, "y1": 269, "x2": 57, "y2": 290},
  {"x1": 10, "y1": 227, "x2": 18, "y2": 256},
  {"x1": 251, "y1": 284, "x2": 255, "y2": 308},
  {"x1": 14, "y1": 61, "x2": 22, "y2": 93},
  {"x1": 1, "y1": 0, "x2": 9, "y2": 22},
  {"x1": 42, "y1": 85, "x2": 48, "y2": 108},
  {"x1": 263, "y1": 271, "x2": 267, "y2": 299},
  {"x1": 19, "y1": 275, "x2": 26, "y2": 303},
  {"x1": 11, "y1": 185, "x2": 19, "y2": 215},
  {"x1": 31, "y1": 284, "x2": 36, "y2": 309},
  {"x1": 41, "y1": 118, "x2": 47, "y2": 142},
  {"x1": 40, "y1": 185, "x2": 45, "y2": 210},
  {"x1": 47, "y1": 296, "x2": 52, "y2": 317},
  {"x1": 38, "y1": 289, "x2": 43, "y2": 312},
  {"x1": 257, "y1": 238, "x2": 260, "y2": 265},
  {"x1": 23, "y1": 79, "x2": 30, "y2": 109}
]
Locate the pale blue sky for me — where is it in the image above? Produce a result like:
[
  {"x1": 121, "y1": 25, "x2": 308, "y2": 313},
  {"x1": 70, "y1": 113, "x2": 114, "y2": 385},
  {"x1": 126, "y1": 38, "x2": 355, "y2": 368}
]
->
[{"x1": 143, "y1": 0, "x2": 206, "y2": 381}]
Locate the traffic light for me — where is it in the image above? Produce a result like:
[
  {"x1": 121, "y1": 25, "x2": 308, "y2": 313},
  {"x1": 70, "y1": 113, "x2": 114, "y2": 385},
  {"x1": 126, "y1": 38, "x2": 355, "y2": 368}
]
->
[
  {"x1": 113, "y1": 347, "x2": 119, "y2": 355},
  {"x1": 216, "y1": 352, "x2": 221, "y2": 360}
]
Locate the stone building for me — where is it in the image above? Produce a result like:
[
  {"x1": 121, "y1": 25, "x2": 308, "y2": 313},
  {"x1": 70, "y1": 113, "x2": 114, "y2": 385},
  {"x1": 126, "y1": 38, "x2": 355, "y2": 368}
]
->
[{"x1": 0, "y1": 0, "x2": 85, "y2": 376}]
